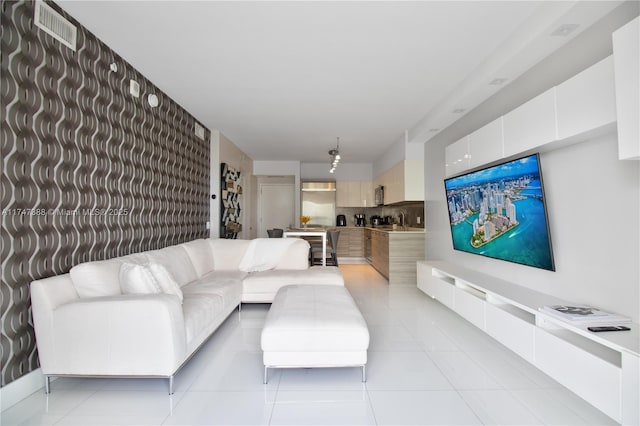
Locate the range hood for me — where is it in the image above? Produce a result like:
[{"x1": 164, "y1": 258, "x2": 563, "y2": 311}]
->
[{"x1": 301, "y1": 181, "x2": 336, "y2": 191}]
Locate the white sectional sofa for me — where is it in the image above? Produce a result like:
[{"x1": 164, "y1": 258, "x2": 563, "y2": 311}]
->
[{"x1": 30, "y1": 237, "x2": 344, "y2": 394}]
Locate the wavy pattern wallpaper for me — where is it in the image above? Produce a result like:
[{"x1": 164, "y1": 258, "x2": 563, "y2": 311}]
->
[{"x1": 0, "y1": 0, "x2": 210, "y2": 387}]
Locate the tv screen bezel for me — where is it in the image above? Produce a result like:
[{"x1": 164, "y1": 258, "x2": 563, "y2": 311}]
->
[{"x1": 443, "y1": 152, "x2": 555, "y2": 272}]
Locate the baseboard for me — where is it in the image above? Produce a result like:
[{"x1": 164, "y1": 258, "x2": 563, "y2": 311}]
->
[
  {"x1": 337, "y1": 257, "x2": 368, "y2": 264},
  {"x1": 0, "y1": 368, "x2": 45, "y2": 412}
]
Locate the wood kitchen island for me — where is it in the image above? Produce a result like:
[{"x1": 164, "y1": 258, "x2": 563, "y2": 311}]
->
[{"x1": 336, "y1": 226, "x2": 425, "y2": 285}]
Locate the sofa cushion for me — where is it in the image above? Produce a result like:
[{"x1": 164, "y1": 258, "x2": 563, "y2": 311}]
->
[
  {"x1": 182, "y1": 293, "x2": 224, "y2": 346},
  {"x1": 147, "y1": 263, "x2": 184, "y2": 303},
  {"x1": 209, "y1": 239, "x2": 251, "y2": 271},
  {"x1": 70, "y1": 259, "x2": 124, "y2": 298},
  {"x1": 181, "y1": 239, "x2": 214, "y2": 277},
  {"x1": 145, "y1": 245, "x2": 197, "y2": 287},
  {"x1": 182, "y1": 270, "x2": 244, "y2": 312},
  {"x1": 274, "y1": 238, "x2": 310, "y2": 270},
  {"x1": 239, "y1": 238, "x2": 305, "y2": 272},
  {"x1": 242, "y1": 266, "x2": 344, "y2": 297},
  {"x1": 120, "y1": 263, "x2": 161, "y2": 294}
]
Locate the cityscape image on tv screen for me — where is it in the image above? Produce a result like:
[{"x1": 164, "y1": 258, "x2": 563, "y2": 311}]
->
[{"x1": 444, "y1": 153, "x2": 555, "y2": 271}]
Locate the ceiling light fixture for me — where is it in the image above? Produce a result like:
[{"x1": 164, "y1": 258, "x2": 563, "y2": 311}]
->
[
  {"x1": 329, "y1": 137, "x2": 341, "y2": 174},
  {"x1": 489, "y1": 78, "x2": 509, "y2": 86},
  {"x1": 551, "y1": 24, "x2": 579, "y2": 37}
]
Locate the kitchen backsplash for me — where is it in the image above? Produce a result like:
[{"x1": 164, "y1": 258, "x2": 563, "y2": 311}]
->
[{"x1": 336, "y1": 202, "x2": 424, "y2": 227}]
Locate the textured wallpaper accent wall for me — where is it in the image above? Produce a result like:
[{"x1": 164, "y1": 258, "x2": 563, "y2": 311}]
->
[{"x1": 0, "y1": 0, "x2": 210, "y2": 387}]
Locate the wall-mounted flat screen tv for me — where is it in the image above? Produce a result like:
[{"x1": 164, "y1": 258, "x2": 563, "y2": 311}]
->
[{"x1": 444, "y1": 153, "x2": 555, "y2": 271}]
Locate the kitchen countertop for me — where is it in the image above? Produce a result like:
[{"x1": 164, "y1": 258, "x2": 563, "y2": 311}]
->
[{"x1": 336, "y1": 226, "x2": 425, "y2": 233}]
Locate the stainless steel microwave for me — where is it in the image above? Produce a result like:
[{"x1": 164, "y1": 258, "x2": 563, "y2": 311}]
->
[{"x1": 374, "y1": 185, "x2": 384, "y2": 206}]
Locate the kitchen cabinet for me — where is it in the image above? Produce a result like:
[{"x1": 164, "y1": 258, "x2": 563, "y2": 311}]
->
[
  {"x1": 375, "y1": 161, "x2": 424, "y2": 204},
  {"x1": 336, "y1": 181, "x2": 374, "y2": 207},
  {"x1": 335, "y1": 227, "x2": 364, "y2": 257},
  {"x1": 368, "y1": 228, "x2": 425, "y2": 285},
  {"x1": 364, "y1": 229, "x2": 372, "y2": 261},
  {"x1": 468, "y1": 118, "x2": 503, "y2": 169},
  {"x1": 503, "y1": 88, "x2": 557, "y2": 158},
  {"x1": 613, "y1": 17, "x2": 639, "y2": 160},
  {"x1": 445, "y1": 136, "x2": 470, "y2": 177},
  {"x1": 448, "y1": 53, "x2": 621, "y2": 176},
  {"x1": 370, "y1": 229, "x2": 389, "y2": 278},
  {"x1": 555, "y1": 56, "x2": 616, "y2": 141}
]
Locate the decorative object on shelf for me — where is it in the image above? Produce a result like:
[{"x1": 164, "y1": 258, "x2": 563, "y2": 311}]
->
[
  {"x1": 300, "y1": 215, "x2": 311, "y2": 228},
  {"x1": 539, "y1": 305, "x2": 631, "y2": 325},
  {"x1": 221, "y1": 163, "x2": 242, "y2": 239},
  {"x1": 329, "y1": 137, "x2": 341, "y2": 174}
]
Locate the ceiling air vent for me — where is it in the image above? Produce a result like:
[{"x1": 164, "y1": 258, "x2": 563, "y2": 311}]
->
[{"x1": 34, "y1": 1, "x2": 77, "y2": 51}]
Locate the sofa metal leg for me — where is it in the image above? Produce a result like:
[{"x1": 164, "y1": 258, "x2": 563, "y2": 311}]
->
[
  {"x1": 361, "y1": 365, "x2": 366, "y2": 382},
  {"x1": 238, "y1": 302, "x2": 242, "y2": 313},
  {"x1": 263, "y1": 366, "x2": 268, "y2": 384},
  {"x1": 44, "y1": 376, "x2": 51, "y2": 394},
  {"x1": 168, "y1": 376, "x2": 174, "y2": 395}
]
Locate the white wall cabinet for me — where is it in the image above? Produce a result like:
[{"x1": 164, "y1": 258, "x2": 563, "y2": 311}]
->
[
  {"x1": 448, "y1": 54, "x2": 623, "y2": 173},
  {"x1": 417, "y1": 260, "x2": 639, "y2": 425},
  {"x1": 468, "y1": 117, "x2": 503, "y2": 169},
  {"x1": 503, "y1": 88, "x2": 558, "y2": 158},
  {"x1": 444, "y1": 136, "x2": 469, "y2": 177},
  {"x1": 555, "y1": 56, "x2": 617, "y2": 141},
  {"x1": 613, "y1": 17, "x2": 639, "y2": 160},
  {"x1": 336, "y1": 181, "x2": 374, "y2": 207},
  {"x1": 374, "y1": 161, "x2": 424, "y2": 204},
  {"x1": 360, "y1": 181, "x2": 374, "y2": 207}
]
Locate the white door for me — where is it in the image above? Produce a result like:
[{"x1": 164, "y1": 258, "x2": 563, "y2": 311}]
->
[{"x1": 259, "y1": 184, "x2": 295, "y2": 238}]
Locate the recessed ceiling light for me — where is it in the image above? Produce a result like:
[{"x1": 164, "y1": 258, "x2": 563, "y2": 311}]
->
[
  {"x1": 551, "y1": 24, "x2": 579, "y2": 37},
  {"x1": 452, "y1": 108, "x2": 466, "y2": 114},
  {"x1": 489, "y1": 78, "x2": 509, "y2": 86}
]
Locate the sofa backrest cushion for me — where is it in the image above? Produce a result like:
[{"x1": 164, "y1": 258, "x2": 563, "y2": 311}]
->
[
  {"x1": 209, "y1": 239, "x2": 251, "y2": 271},
  {"x1": 147, "y1": 263, "x2": 184, "y2": 303},
  {"x1": 181, "y1": 239, "x2": 214, "y2": 277},
  {"x1": 69, "y1": 252, "x2": 149, "y2": 298},
  {"x1": 70, "y1": 259, "x2": 124, "y2": 298},
  {"x1": 119, "y1": 262, "x2": 184, "y2": 303},
  {"x1": 120, "y1": 263, "x2": 161, "y2": 294},
  {"x1": 274, "y1": 238, "x2": 310, "y2": 270},
  {"x1": 145, "y1": 245, "x2": 198, "y2": 287}
]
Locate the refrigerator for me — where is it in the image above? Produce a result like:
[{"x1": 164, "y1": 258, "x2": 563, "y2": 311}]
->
[{"x1": 301, "y1": 181, "x2": 336, "y2": 228}]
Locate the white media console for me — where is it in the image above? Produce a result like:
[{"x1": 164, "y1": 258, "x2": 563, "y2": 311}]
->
[{"x1": 417, "y1": 260, "x2": 639, "y2": 425}]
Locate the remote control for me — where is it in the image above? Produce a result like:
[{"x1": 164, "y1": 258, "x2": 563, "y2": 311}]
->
[{"x1": 587, "y1": 325, "x2": 631, "y2": 332}]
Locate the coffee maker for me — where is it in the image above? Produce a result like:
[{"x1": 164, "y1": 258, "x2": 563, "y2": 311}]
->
[
  {"x1": 354, "y1": 214, "x2": 366, "y2": 227},
  {"x1": 336, "y1": 215, "x2": 347, "y2": 226}
]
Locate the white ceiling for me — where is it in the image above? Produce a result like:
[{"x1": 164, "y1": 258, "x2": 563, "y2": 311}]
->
[{"x1": 56, "y1": 1, "x2": 622, "y2": 163}]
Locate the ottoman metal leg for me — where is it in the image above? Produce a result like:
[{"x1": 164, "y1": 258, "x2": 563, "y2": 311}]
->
[
  {"x1": 362, "y1": 365, "x2": 366, "y2": 382},
  {"x1": 263, "y1": 366, "x2": 268, "y2": 384}
]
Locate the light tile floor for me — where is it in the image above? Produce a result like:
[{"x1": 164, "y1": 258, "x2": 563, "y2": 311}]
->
[{"x1": 2, "y1": 264, "x2": 618, "y2": 425}]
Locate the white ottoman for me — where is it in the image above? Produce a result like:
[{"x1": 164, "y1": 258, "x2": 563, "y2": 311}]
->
[{"x1": 261, "y1": 284, "x2": 370, "y2": 383}]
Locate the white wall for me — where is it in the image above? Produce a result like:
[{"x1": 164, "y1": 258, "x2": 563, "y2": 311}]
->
[
  {"x1": 427, "y1": 135, "x2": 640, "y2": 322},
  {"x1": 424, "y1": 3, "x2": 640, "y2": 322},
  {"x1": 372, "y1": 131, "x2": 425, "y2": 179},
  {"x1": 209, "y1": 130, "x2": 220, "y2": 238}
]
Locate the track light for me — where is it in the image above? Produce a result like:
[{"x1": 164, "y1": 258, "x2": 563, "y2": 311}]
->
[{"x1": 329, "y1": 137, "x2": 341, "y2": 173}]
